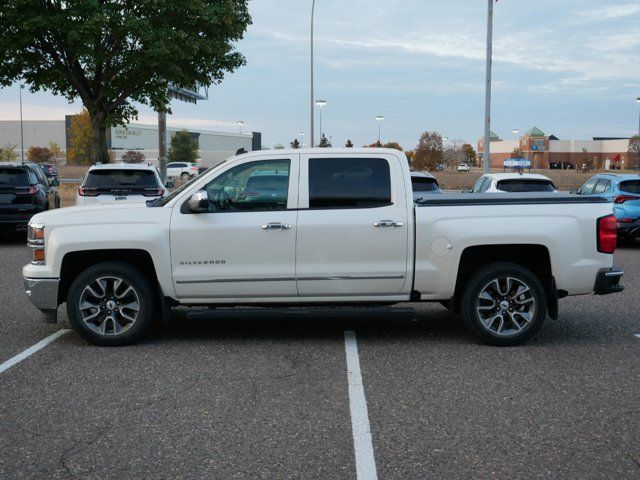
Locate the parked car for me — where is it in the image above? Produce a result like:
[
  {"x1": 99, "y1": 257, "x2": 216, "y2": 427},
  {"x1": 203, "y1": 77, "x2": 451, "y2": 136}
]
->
[
  {"x1": 38, "y1": 163, "x2": 58, "y2": 179},
  {"x1": 167, "y1": 162, "x2": 200, "y2": 181},
  {"x1": 575, "y1": 173, "x2": 640, "y2": 240},
  {"x1": 0, "y1": 163, "x2": 59, "y2": 234},
  {"x1": 467, "y1": 173, "x2": 557, "y2": 193},
  {"x1": 76, "y1": 164, "x2": 172, "y2": 206},
  {"x1": 458, "y1": 163, "x2": 471, "y2": 172},
  {"x1": 436, "y1": 164, "x2": 445, "y2": 171},
  {"x1": 24, "y1": 148, "x2": 623, "y2": 347},
  {"x1": 411, "y1": 171, "x2": 442, "y2": 201}
]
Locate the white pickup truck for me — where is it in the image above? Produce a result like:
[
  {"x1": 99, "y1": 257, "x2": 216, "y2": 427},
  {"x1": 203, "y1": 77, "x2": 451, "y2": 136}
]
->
[{"x1": 23, "y1": 148, "x2": 624, "y2": 347}]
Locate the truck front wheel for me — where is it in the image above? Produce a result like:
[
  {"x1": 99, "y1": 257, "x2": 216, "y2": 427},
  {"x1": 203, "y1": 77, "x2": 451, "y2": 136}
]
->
[
  {"x1": 461, "y1": 262, "x2": 547, "y2": 346},
  {"x1": 67, "y1": 262, "x2": 155, "y2": 346}
]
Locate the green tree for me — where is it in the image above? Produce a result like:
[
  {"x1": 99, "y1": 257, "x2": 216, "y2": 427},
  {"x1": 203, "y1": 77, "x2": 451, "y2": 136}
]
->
[
  {"x1": 0, "y1": 1, "x2": 251, "y2": 164},
  {"x1": 318, "y1": 134, "x2": 331, "y2": 148},
  {"x1": 290, "y1": 138, "x2": 301, "y2": 149},
  {"x1": 168, "y1": 131, "x2": 198, "y2": 164},
  {"x1": 48, "y1": 142, "x2": 65, "y2": 166},
  {"x1": 121, "y1": 151, "x2": 145, "y2": 164},
  {"x1": 629, "y1": 135, "x2": 640, "y2": 169},
  {"x1": 383, "y1": 141, "x2": 403, "y2": 151},
  {"x1": 345, "y1": 139, "x2": 354, "y2": 148},
  {"x1": 0, "y1": 144, "x2": 18, "y2": 162},
  {"x1": 413, "y1": 131, "x2": 444, "y2": 171}
]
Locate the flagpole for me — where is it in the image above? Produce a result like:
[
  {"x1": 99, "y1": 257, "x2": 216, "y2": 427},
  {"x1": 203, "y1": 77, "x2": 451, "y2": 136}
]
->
[{"x1": 483, "y1": 0, "x2": 494, "y2": 174}]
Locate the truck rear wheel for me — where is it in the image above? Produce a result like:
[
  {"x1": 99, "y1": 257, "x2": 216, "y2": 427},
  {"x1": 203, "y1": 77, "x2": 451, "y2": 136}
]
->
[
  {"x1": 461, "y1": 262, "x2": 547, "y2": 346},
  {"x1": 67, "y1": 262, "x2": 155, "y2": 346}
]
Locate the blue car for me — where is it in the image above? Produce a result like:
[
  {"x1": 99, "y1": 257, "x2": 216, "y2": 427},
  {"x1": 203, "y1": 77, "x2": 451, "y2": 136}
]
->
[{"x1": 576, "y1": 173, "x2": 640, "y2": 240}]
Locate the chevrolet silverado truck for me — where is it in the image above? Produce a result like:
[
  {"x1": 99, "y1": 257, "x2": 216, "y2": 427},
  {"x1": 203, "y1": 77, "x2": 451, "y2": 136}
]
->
[{"x1": 23, "y1": 149, "x2": 624, "y2": 347}]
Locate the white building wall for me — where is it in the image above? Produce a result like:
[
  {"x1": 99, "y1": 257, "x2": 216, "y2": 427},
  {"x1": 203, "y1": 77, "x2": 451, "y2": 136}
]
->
[{"x1": 0, "y1": 120, "x2": 66, "y2": 151}]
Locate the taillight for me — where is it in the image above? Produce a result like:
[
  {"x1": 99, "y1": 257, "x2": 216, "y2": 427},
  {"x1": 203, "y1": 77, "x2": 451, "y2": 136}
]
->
[
  {"x1": 597, "y1": 214, "x2": 617, "y2": 254},
  {"x1": 78, "y1": 187, "x2": 99, "y2": 197},
  {"x1": 142, "y1": 188, "x2": 164, "y2": 197},
  {"x1": 614, "y1": 195, "x2": 639, "y2": 204},
  {"x1": 15, "y1": 186, "x2": 38, "y2": 195}
]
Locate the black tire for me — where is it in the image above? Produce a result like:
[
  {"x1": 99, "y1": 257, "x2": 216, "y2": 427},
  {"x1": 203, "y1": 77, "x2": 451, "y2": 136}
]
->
[
  {"x1": 461, "y1": 262, "x2": 547, "y2": 346},
  {"x1": 67, "y1": 262, "x2": 156, "y2": 346}
]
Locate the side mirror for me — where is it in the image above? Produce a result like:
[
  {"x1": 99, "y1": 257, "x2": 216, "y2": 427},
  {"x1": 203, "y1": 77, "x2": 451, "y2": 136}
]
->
[
  {"x1": 165, "y1": 180, "x2": 174, "y2": 189},
  {"x1": 187, "y1": 190, "x2": 209, "y2": 213},
  {"x1": 50, "y1": 179, "x2": 60, "y2": 187}
]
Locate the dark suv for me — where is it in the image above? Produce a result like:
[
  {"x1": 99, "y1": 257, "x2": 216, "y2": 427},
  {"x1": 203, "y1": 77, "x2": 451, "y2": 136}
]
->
[{"x1": 0, "y1": 163, "x2": 60, "y2": 233}]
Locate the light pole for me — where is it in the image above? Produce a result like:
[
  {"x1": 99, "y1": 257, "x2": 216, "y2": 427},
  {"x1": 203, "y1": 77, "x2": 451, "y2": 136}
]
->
[
  {"x1": 298, "y1": 131, "x2": 306, "y2": 148},
  {"x1": 512, "y1": 128, "x2": 519, "y2": 141},
  {"x1": 316, "y1": 99, "x2": 326, "y2": 143},
  {"x1": 636, "y1": 97, "x2": 640, "y2": 138},
  {"x1": 375, "y1": 115, "x2": 384, "y2": 145},
  {"x1": 19, "y1": 84, "x2": 25, "y2": 163},
  {"x1": 237, "y1": 121, "x2": 244, "y2": 134},
  {"x1": 482, "y1": 0, "x2": 494, "y2": 173},
  {"x1": 310, "y1": 0, "x2": 317, "y2": 148}
]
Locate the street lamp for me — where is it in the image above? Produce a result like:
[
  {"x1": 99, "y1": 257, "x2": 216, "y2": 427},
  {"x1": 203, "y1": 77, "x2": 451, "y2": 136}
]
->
[
  {"x1": 237, "y1": 121, "x2": 244, "y2": 134},
  {"x1": 19, "y1": 84, "x2": 25, "y2": 163},
  {"x1": 310, "y1": 0, "x2": 317, "y2": 148},
  {"x1": 375, "y1": 115, "x2": 384, "y2": 144},
  {"x1": 298, "y1": 131, "x2": 306, "y2": 148},
  {"x1": 316, "y1": 99, "x2": 327, "y2": 143},
  {"x1": 512, "y1": 128, "x2": 519, "y2": 143},
  {"x1": 636, "y1": 97, "x2": 640, "y2": 138},
  {"x1": 482, "y1": 0, "x2": 495, "y2": 174}
]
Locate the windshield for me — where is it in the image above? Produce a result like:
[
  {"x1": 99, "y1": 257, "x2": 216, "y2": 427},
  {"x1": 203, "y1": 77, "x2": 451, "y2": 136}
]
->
[
  {"x1": 0, "y1": 168, "x2": 30, "y2": 188},
  {"x1": 620, "y1": 180, "x2": 640, "y2": 194},
  {"x1": 85, "y1": 170, "x2": 158, "y2": 189},
  {"x1": 496, "y1": 179, "x2": 556, "y2": 192}
]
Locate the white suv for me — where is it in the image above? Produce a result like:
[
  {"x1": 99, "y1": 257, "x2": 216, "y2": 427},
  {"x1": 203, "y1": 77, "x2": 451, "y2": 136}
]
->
[
  {"x1": 167, "y1": 162, "x2": 200, "y2": 181},
  {"x1": 468, "y1": 173, "x2": 557, "y2": 193},
  {"x1": 76, "y1": 164, "x2": 172, "y2": 206},
  {"x1": 457, "y1": 163, "x2": 471, "y2": 172}
]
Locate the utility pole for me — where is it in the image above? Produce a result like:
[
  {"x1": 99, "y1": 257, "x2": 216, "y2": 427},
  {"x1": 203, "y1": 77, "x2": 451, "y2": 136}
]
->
[
  {"x1": 310, "y1": 0, "x2": 316, "y2": 148},
  {"x1": 19, "y1": 85, "x2": 25, "y2": 163},
  {"x1": 158, "y1": 111, "x2": 168, "y2": 182},
  {"x1": 483, "y1": 0, "x2": 494, "y2": 174}
]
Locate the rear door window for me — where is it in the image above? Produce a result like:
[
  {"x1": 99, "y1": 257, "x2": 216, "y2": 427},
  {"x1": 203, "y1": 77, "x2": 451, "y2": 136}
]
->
[
  {"x1": 84, "y1": 170, "x2": 159, "y2": 191},
  {"x1": 0, "y1": 168, "x2": 30, "y2": 188},
  {"x1": 578, "y1": 178, "x2": 598, "y2": 195},
  {"x1": 308, "y1": 158, "x2": 391, "y2": 209},
  {"x1": 496, "y1": 180, "x2": 556, "y2": 192},
  {"x1": 620, "y1": 180, "x2": 640, "y2": 194},
  {"x1": 593, "y1": 179, "x2": 611, "y2": 194}
]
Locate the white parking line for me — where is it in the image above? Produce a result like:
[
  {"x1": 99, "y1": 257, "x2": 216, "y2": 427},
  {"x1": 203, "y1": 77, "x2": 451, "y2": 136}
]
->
[
  {"x1": 344, "y1": 330, "x2": 378, "y2": 480},
  {"x1": 0, "y1": 329, "x2": 70, "y2": 375}
]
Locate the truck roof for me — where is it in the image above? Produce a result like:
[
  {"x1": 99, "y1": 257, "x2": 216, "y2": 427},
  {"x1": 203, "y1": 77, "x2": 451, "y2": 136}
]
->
[
  {"x1": 88, "y1": 163, "x2": 159, "y2": 171},
  {"x1": 234, "y1": 148, "x2": 407, "y2": 160},
  {"x1": 483, "y1": 173, "x2": 553, "y2": 181}
]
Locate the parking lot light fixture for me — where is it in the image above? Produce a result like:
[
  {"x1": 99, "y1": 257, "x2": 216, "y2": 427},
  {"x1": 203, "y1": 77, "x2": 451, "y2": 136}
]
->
[
  {"x1": 512, "y1": 128, "x2": 519, "y2": 142},
  {"x1": 316, "y1": 100, "x2": 327, "y2": 142},
  {"x1": 375, "y1": 115, "x2": 384, "y2": 144},
  {"x1": 237, "y1": 121, "x2": 244, "y2": 134},
  {"x1": 636, "y1": 97, "x2": 640, "y2": 138}
]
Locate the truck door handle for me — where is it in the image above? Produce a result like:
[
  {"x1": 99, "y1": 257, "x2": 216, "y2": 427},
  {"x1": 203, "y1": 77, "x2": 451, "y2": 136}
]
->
[
  {"x1": 374, "y1": 220, "x2": 404, "y2": 228},
  {"x1": 261, "y1": 222, "x2": 292, "y2": 230}
]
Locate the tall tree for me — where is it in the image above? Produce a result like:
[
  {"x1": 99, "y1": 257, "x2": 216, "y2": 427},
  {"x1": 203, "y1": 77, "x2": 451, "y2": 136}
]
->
[
  {"x1": 168, "y1": 131, "x2": 198, "y2": 164},
  {"x1": 290, "y1": 138, "x2": 301, "y2": 149},
  {"x1": 67, "y1": 109, "x2": 93, "y2": 165},
  {"x1": 413, "y1": 131, "x2": 444, "y2": 171},
  {"x1": 461, "y1": 143, "x2": 477, "y2": 165},
  {"x1": 345, "y1": 139, "x2": 354, "y2": 148},
  {"x1": 629, "y1": 135, "x2": 640, "y2": 169},
  {"x1": 0, "y1": 1, "x2": 251, "y2": 163}
]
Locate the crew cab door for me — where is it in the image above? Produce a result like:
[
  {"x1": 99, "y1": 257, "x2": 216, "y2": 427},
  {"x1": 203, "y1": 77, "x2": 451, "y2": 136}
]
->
[
  {"x1": 170, "y1": 156, "x2": 299, "y2": 300},
  {"x1": 296, "y1": 153, "x2": 409, "y2": 296}
]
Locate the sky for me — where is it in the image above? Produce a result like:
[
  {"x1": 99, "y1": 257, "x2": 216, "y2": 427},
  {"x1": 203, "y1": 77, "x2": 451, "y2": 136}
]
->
[{"x1": 0, "y1": 0, "x2": 639, "y2": 150}]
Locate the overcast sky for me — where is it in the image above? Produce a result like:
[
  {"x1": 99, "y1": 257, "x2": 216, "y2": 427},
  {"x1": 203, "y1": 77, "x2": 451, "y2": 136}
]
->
[{"x1": 0, "y1": 0, "x2": 639, "y2": 149}]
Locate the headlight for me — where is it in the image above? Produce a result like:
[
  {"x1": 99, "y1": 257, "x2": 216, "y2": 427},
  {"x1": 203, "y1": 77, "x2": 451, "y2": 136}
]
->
[{"x1": 27, "y1": 224, "x2": 45, "y2": 265}]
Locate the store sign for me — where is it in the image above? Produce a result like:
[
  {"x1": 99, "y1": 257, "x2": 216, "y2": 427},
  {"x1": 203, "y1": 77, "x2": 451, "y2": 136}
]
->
[
  {"x1": 504, "y1": 158, "x2": 531, "y2": 168},
  {"x1": 113, "y1": 128, "x2": 143, "y2": 140}
]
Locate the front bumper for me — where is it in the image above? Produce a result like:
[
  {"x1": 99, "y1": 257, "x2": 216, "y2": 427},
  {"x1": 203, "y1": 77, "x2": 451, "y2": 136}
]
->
[
  {"x1": 23, "y1": 277, "x2": 60, "y2": 323},
  {"x1": 593, "y1": 268, "x2": 624, "y2": 295}
]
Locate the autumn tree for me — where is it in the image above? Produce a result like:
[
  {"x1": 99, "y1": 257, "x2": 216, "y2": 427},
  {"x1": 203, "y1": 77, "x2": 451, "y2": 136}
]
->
[
  {"x1": 383, "y1": 141, "x2": 403, "y2": 151},
  {"x1": 48, "y1": 142, "x2": 65, "y2": 165},
  {"x1": 413, "y1": 131, "x2": 444, "y2": 171},
  {"x1": 345, "y1": 139, "x2": 354, "y2": 148},
  {"x1": 168, "y1": 131, "x2": 198, "y2": 164},
  {"x1": 67, "y1": 109, "x2": 93, "y2": 165},
  {"x1": 405, "y1": 150, "x2": 415, "y2": 166},
  {"x1": 27, "y1": 146, "x2": 54, "y2": 163},
  {"x1": 0, "y1": 1, "x2": 251, "y2": 163},
  {"x1": 121, "y1": 151, "x2": 145, "y2": 164},
  {"x1": 629, "y1": 135, "x2": 640, "y2": 169},
  {"x1": 0, "y1": 144, "x2": 18, "y2": 162},
  {"x1": 461, "y1": 143, "x2": 477, "y2": 165},
  {"x1": 290, "y1": 138, "x2": 301, "y2": 149}
]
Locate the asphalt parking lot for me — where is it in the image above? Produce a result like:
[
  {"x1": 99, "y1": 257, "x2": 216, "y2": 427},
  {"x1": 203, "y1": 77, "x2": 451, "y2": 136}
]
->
[{"x1": 1, "y1": 235, "x2": 639, "y2": 480}]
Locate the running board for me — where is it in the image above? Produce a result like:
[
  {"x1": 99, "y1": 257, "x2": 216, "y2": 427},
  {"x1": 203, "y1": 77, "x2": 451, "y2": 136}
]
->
[{"x1": 185, "y1": 306, "x2": 416, "y2": 321}]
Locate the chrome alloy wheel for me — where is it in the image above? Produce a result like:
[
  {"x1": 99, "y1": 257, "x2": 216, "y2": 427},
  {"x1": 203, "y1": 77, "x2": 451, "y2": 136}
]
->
[
  {"x1": 78, "y1": 276, "x2": 141, "y2": 336},
  {"x1": 475, "y1": 276, "x2": 536, "y2": 337}
]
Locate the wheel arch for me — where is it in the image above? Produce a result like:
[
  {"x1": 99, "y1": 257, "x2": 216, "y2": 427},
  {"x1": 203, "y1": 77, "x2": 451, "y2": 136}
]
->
[{"x1": 453, "y1": 244, "x2": 556, "y2": 318}]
